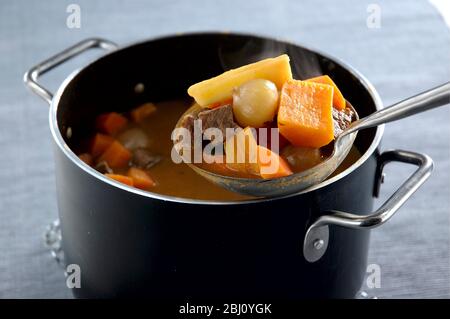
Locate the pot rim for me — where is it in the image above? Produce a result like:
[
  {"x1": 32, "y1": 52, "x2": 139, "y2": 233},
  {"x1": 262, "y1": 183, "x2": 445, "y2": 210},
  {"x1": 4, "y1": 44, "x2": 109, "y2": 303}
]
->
[{"x1": 49, "y1": 31, "x2": 384, "y2": 205}]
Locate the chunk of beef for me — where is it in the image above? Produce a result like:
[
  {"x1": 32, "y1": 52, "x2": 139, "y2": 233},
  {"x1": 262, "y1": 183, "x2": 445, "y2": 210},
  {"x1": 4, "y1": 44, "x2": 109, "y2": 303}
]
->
[
  {"x1": 333, "y1": 107, "x2": 355, "y2": 138},
  {"x1": 178, "y1": 104, "x2": 241, "y2": 148},
  {"x1": 132, "y1": 148, "x2": 162, "y2": 169},
  {"x1": 179, "y1": 114, "x2": 195, "y2": 136},
  {"x1": 197, "y1": 104, "x2": 241, "y2": 139}
]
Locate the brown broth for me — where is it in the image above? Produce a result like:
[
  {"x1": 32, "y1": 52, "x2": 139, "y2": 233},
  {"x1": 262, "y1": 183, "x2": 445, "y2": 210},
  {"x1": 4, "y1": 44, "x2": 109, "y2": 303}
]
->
[
  {"x1": 119, "y1": 99, "x2": 361, "y2": 200},
  {"x1": 133, "y1": 100, "x2": 251, "y2": 201}
]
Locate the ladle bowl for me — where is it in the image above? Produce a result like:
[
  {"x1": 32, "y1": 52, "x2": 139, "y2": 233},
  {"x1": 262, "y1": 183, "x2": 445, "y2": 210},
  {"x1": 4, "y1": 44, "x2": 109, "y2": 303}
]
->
[{"x1": 176, "y1": 82, "x2": 449, "y2": 197}]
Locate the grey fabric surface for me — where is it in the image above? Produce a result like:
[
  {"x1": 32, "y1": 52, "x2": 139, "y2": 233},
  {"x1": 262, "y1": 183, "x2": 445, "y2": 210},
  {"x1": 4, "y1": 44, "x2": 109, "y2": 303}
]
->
[{"x1": 0, "y1": 0, "x2": 449, "y2": 299}]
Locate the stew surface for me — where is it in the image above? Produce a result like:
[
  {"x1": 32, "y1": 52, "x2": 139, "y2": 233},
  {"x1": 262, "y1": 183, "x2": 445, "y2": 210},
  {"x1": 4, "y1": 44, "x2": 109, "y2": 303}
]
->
[
  {"x1": 76, "y1": 55, "x2": 362, "y2": 200},
  {"x1": 77, "y1": 99, "x2": 361, "y2": 201},
  {"x1": 119, "y1": 100, "x2": 251, "y2": 200}
]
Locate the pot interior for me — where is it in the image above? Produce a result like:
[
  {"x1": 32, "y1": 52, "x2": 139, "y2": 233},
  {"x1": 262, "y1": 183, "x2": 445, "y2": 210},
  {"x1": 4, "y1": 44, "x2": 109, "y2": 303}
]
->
[{"x1": 53, "y1": 33, "x2": 382, "y2": 200}]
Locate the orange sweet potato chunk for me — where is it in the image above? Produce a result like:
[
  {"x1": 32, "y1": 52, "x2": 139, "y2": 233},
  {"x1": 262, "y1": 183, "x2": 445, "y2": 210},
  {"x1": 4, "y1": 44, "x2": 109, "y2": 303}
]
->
[
  {"x1": 278, "y1": 80, "x2": 334, "y2": 148},
  {"x1": 306, "y1": 75, "x2": 346, "y2": 110},
  {"x1": 257, "y1": 145, "x2": 293, "y2": 179}
]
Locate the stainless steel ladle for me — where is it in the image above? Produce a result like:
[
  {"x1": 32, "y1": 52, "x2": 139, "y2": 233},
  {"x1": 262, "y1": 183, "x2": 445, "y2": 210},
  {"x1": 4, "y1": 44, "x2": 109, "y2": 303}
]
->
[{"x1": 176, "y1": 82, "x2": 449, "y2": 197}]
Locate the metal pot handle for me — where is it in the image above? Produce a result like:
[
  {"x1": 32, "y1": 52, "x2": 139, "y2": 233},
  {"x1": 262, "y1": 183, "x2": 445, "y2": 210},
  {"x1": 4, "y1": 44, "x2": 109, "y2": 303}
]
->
[
  {"x1": 303, "y1": 150, "x2": 433, "y2": 262},
  {"x1": 24, "y1": 38, "x2": 118, "y2": 105}
]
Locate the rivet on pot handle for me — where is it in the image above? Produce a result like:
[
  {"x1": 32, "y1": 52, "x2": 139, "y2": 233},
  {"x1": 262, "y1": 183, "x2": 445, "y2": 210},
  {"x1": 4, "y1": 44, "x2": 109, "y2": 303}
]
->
[
  {"x1": 303, "y1": 150, "x2": 433, "y2": 263},
  {"x1": 24, "y1": 38, "x2": 118, "y2": 105}
]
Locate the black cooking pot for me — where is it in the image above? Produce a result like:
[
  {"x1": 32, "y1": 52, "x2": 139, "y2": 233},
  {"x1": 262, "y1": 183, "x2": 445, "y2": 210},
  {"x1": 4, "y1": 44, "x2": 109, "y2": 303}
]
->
[{"x1": 25, "y1": 33, "x2": 433, "y2": 299}]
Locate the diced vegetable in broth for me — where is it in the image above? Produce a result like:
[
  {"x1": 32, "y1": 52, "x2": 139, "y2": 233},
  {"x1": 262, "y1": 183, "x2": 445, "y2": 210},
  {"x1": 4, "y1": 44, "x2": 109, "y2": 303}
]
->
[
  {"x1": 117, "y1": 127, "x2": 150, "y2": 151},
  {"x1": 90, "y1": 133, "x2": 114, "y2": 157},
  {"x1": 306, "y1": 75, "x2": 346, "y2": 111},
  {"x1": 74, "y1": 55, "x2": 358, "y2": 198},
  {"x1": 130, "y1": 103, "x2": 157, "y2": 123},
  {"x1": 97, "y1": 141, "x2": 132, "y2": 169},
  {"x1": 96, "y1": 112, "x2": 128, "y2": 135},
  {"x1": 257, "y1": 145, "x2": 293, "y2": 179},
  {"x1": 127, "y1": 167, "x2": 156, "y2": 189},
  {"x1": 278, "y1": 80, "x2": 335, "y2": 148},
  {"x1": 105, "y1": 174, "x2": 134, "y2": 186}
]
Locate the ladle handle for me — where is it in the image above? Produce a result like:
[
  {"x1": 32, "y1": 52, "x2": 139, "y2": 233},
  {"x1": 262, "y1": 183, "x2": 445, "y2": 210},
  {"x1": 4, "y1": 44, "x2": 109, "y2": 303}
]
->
[{"x1": 344, "y1": 82, "x2": 450, "y2": 135}]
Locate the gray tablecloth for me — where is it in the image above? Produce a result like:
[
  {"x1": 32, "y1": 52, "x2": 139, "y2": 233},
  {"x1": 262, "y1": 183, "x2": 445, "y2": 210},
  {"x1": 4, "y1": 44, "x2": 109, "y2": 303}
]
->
[{"x1": 0, "y1": 0, "x2": 449, "y2": 299}]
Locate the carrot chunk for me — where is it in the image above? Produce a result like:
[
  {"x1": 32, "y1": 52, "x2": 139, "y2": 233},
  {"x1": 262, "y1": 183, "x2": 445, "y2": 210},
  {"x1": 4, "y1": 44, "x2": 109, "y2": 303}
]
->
[
  {"x1": 257, "y1": 145, "x2": 293, "y2": 179},
  {"x1": 97, "y1": 141, "x2": 132, "y2": 169},
  {"x1": 78, "y1": 153, "x2": 93, "y2": 166},
  {"x1": 90, "y1": 133, "x2": 115, "y2": 157},
  {"x1": 130, "y1": 103, "x2": 157, "y2": 123},
  {"x1": 278, "y1": 80, "x2": 334, "y2": 148},
  {"x1": 127, "y1": 167, "x2": 156, "y2": 189},
  {"x1": 306, "y1": 75, "x2": 346, "y2": 110},
  {"x1": 96, "y1": 112, "x2": 128, "y2": 135},
  {"x1": 105, "y1": 173, "x2": 134, "y2": 186}
]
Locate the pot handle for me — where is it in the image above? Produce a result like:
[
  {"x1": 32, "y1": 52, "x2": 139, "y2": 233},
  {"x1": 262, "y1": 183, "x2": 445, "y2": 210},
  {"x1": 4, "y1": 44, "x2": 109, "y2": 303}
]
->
[
  {"x1": 24, "y1": 38, "x2": 118, "y2": 105},
  {"x1": 303, "y1": 150, "x2": 433, "y2": 262}
]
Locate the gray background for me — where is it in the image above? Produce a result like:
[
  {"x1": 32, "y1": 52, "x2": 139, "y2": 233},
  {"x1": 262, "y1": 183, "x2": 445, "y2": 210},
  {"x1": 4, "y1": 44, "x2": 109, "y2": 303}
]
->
[{"x1": 0, "y1": 0, "x2": 449, "y2": 298}]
